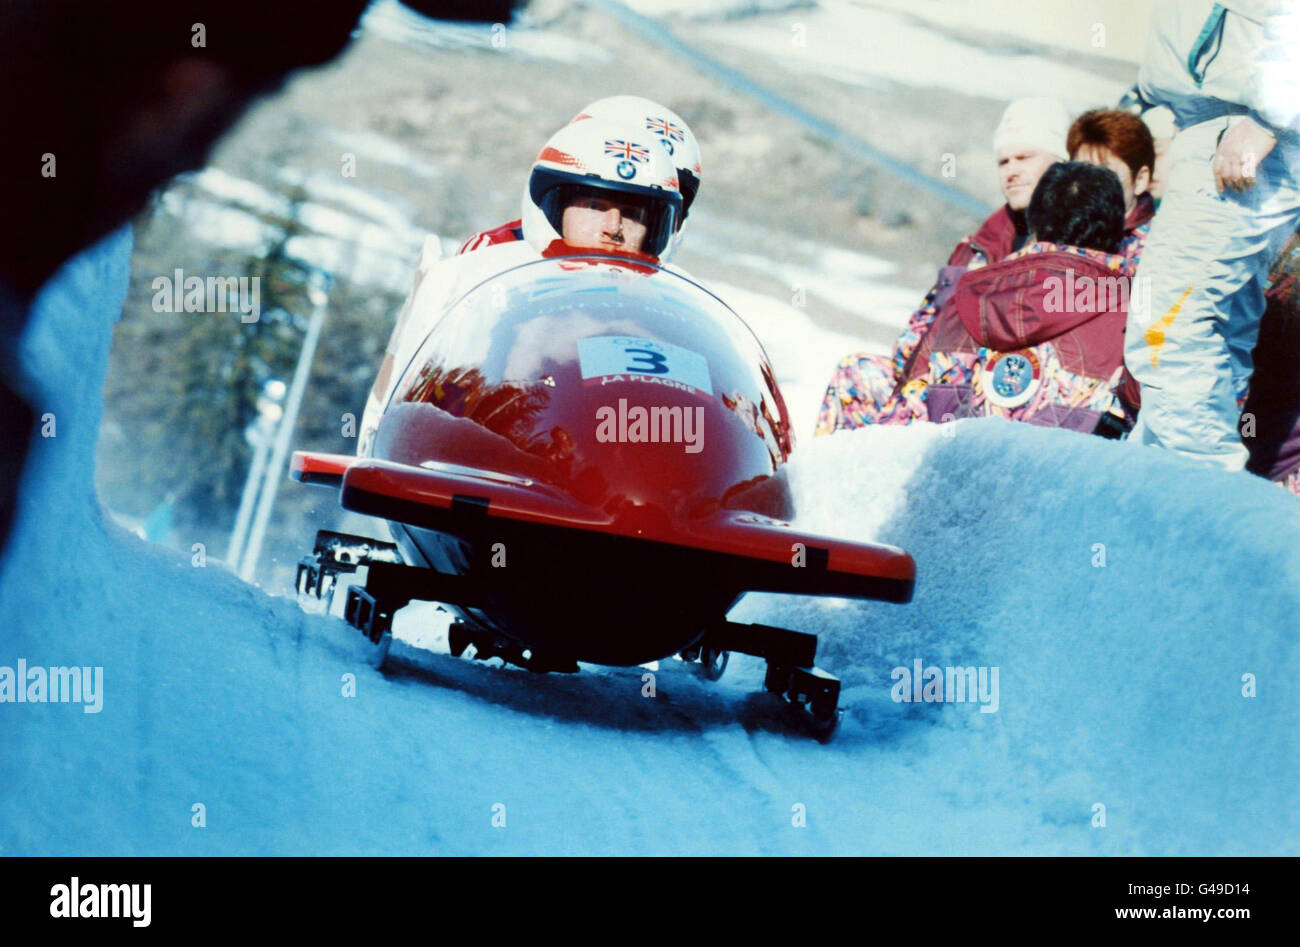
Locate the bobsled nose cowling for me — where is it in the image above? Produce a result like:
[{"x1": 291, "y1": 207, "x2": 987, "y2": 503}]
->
[{"x1": 350, "y1": 256, "x2": 913, "y2": 665}]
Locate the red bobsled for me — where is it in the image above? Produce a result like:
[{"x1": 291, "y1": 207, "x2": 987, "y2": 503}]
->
[{"x1": 293, "y1": 254, "x2": 915, "y2": 739}]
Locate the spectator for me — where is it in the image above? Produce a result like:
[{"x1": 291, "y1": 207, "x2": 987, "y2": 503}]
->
[
  {"x1": 816, "y1": 97, "x2": 1069, "y2": 434},
  {"x1": 1067, "y1": 108, "x2": 1158, "y2": 268},
  {"x1": 862, "y1": 162, "x2": 1139, "y2": 434},
  {"x1": 1124, "y1": 0, "x2": 1300, "y2": 470},
  {"x1": 1025, "y1": 162, "x2": 1127, "y2": 253},
  {"x1": 1242, "y1": 227, "x2": 1300, "y2": 495}
]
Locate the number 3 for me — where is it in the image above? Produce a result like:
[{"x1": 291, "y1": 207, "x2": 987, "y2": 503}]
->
[{"x1": 624, "y1": 347, "x2": 669, "y2": 374}]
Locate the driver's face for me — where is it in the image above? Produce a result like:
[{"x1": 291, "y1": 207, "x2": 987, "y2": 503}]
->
[{"x1": 561, "y1": 196, "x2": 648, "y2": 252}]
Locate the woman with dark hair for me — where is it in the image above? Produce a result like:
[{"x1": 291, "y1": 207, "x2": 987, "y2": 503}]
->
[
  {"x1": 815, "y1": 98, "x2": 1069, "y2": 435},
  {"x1": 829, "y1": 162, "x2": 1142, "y2": 436},
  {"x1": 1027, "y1": 161, "x2": 1127, "y2": 254}
]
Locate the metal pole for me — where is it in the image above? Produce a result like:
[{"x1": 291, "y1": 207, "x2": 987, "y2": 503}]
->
[
  {"x1": 239, "y1": 279, "x2": 329, "y2": 583},
  {"x1": 225, "y1": 419, "x2": 272, "y2": 567}
]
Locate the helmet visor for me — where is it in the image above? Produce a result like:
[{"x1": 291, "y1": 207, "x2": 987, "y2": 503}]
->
[{"x1": 532, "y1": 173, "x2": 680, "y2": 258}]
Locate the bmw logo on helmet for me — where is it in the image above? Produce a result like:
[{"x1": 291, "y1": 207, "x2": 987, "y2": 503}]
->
[{"x1": 616, "y1": 160, "x2": 637, "y2": 180}]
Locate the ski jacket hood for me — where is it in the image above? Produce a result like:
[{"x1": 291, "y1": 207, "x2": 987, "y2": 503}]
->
[{"x1": 954, "y1": 244, "x2": 1132, "y2": 372}]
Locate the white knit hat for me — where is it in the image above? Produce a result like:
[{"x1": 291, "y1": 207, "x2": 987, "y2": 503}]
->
[{"x1": 993, "y1": 97, "x2": 1069, "y2": 159}]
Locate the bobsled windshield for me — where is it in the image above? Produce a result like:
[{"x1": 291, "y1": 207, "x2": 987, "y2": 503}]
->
[
  {"x1": 391, "y1": 256, "x2": 781, "y2": 416},
  {"x1": 379, "y1": 255, "x2": 794, "y2": 509}
]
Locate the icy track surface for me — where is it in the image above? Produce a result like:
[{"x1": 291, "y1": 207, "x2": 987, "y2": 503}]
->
[{"x1": 2, "y1": 231, "x2": 1297, "y2": 855}]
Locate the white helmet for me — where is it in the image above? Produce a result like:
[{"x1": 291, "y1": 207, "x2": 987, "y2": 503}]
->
[
  {"x1": 572, "y1": 96, "x2": 702, "y2": 221},
  {"x1": 521, "y1": 117, "x2": 683, "y2": 262}
]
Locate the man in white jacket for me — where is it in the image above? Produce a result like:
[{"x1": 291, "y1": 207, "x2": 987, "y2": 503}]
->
[{"x1": 1125, "y1": 0, "x2": 1300, "y2": 470}]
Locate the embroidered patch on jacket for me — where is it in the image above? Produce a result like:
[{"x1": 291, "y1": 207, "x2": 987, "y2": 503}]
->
[{"x1": 984, "y1": 349, "x2": 1042, "y2": 408}]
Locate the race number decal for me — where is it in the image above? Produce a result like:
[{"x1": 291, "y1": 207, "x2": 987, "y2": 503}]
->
[{"x1": 577, "y1": 336, "x2": 712, "y2": 396}]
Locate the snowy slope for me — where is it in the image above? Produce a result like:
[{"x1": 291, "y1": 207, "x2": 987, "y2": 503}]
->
[
  {"x1": 2, "y1": 227, "x2": 1296, "y2": 856},
  {"x1": 861, "y1": 0, "x2": 1155, "y2": 68},
  {"x1": 655, "y1": 0, "x2": 1131, "y2": 113},
  {"x1": 709, "y1": 280, "x2": 880, "y2": 436}
]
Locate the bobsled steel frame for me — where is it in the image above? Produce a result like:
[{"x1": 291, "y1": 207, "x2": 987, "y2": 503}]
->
[{"x1": 297, "y1": 526, "x2": 844, "y2": 740}]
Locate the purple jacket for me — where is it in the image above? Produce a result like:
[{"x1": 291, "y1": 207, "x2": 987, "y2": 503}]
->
[{"x1": 1244, "y1": 231, "x2": 1300, "y2": 487}]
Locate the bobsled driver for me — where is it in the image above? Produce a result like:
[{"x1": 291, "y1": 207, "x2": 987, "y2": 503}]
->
[
  {"x1": 458, "y1": 95, "x2": 703, "y2": 259},
  {"x1": 357, "y1": 116, "x2": 683, "y2": 455}
]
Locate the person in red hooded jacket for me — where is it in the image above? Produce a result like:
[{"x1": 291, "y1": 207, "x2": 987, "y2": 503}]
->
[
  {"x1": 816, "y1": 97, "x2": 1069, "y2": 434},
  {"x1": 817, "y1": 104, "x2": 1159, "y2": 435},
  {"x1": 887, "y1": 162, "x2": 1138, "y2": 435}
]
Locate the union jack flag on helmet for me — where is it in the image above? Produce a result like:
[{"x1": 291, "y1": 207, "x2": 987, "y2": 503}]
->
[
  {"x1": 603, "y1": 139, "x2": 651, "y2": 164},
  {"x1": 645, "y1": 116, "x2": 685, "y2": 142}
]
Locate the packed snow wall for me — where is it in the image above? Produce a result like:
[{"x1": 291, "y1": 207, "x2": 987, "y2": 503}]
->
[
  {"x1": 737, "y1": 423, "x2": 1300, "y2": 854},
  {"x1": 1, "y1": 230, "x2": 1295, "y2": 855}
]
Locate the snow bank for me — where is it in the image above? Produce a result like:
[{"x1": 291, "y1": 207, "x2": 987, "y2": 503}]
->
[
  {"x1": 2, "y1": 230, "x2": 1295, "y2": 855},
  {"x1": 736, "y1": 421, "x2": 1300, "y2": 854},
  {"x1": 0, "y1": 228, "x2": 381, "y2": 854}
]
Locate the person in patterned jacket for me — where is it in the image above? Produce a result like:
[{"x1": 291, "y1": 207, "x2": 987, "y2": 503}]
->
[
  {"x1": 825, "y1": 162, "x2": 1139, "y2": 436},
  {"x1": 817, "y1": 106, "x2": 1159, "y2": 435},
  {"x1": 815, "y1": 97, "x2": 1070, "y2": 435}
]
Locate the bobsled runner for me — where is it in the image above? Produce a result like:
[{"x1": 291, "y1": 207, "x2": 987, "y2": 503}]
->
[{"x1": 293, "y1": 254, "x2": 915, "y2": 740}]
